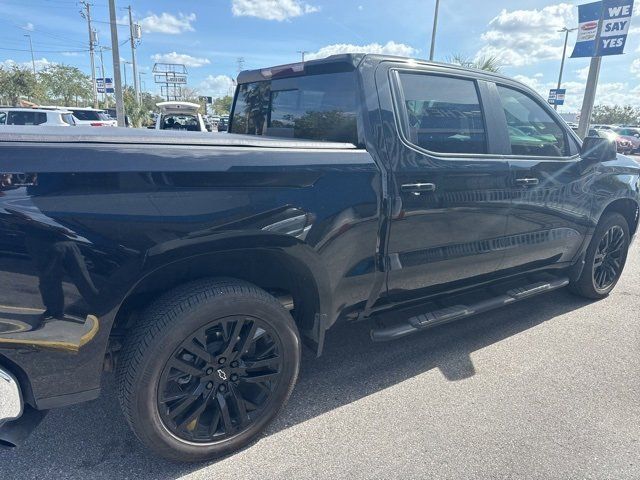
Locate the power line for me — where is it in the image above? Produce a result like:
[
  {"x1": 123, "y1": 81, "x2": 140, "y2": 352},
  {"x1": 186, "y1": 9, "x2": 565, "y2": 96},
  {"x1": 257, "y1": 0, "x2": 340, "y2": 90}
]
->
[{"x1": 0, "y1": 46, "x2": 89, "y2": 53}]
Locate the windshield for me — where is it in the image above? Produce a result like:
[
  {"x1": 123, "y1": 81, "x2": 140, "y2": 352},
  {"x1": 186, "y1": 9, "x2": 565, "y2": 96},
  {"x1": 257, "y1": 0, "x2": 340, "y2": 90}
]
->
[{"x1": 231, "y1": 72, "x2": 359, "y2": 144}]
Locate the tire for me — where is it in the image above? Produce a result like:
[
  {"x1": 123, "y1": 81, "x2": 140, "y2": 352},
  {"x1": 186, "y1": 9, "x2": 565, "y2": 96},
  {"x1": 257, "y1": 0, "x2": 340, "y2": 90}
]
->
[
  {"x1": 569, "y1": 212, "x2": 630, "y2": 299},
  {"x1": 116, "y1": 278, "x2": 300, "y2": 462}
]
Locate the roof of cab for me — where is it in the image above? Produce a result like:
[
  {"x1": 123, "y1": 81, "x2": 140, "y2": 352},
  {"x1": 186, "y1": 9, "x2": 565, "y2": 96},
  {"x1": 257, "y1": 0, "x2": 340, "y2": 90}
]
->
[{"x1": 236, "y1": 53, "x2": 524, "y2": 87}]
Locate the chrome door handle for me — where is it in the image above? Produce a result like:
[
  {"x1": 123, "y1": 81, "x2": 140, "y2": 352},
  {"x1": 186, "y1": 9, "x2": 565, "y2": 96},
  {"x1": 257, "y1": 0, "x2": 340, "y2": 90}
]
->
[
  {"x1": 401, "y1": 183, "x2": 436, "y2": 195},
  {"x1": 515, "y1": 178, "x2": 539, "y2": 187}
]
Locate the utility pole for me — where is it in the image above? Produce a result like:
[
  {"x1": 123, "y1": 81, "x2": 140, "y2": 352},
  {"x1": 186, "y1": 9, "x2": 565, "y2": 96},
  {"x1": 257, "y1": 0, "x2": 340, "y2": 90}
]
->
[
  {"x1": 108, "y1": 0, "x2": 125, "y2": 126},
  {"x1": 123, "y1": 61, "x2": 129, "y2": 88},
  {"x1": 80, "y1": 1, "x2": 98, "y2": 108},
  {"x1": 24, "y1": 34, "x2": 36, "y2": 75},
  {"x1": 577, "y1": 8, "x2": 605, "y2": 139},
  {"x1": 237, "y1": 57, "x2": 245, "y2": 73},
  {"x1": 98, "y1": 46, "x2": 110, "y2": 108},
  {"x1": 554, "y1": 27, "x2": 577, "y2": 111},
  {"x1": 297, "y1": 50, "x2": 308, "y2": 62},
  {"x1": 127, "y1": 6, "x2": 140, "y2": 103},
  {"x1": 429, "y1": 0, "x2": 441, "y2": 61}
]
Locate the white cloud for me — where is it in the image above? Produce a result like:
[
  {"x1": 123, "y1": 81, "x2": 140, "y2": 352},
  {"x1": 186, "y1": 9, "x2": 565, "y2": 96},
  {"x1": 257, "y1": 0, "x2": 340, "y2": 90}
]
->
[
  {"x1": 139, "y1": 12, "x2": 196, "y2": 34},
  {"x1": 307, "y1": 41, "x2": 417, "y2": 60},
  {"x1": 631, "y1": 58, "x2": 640, "y2": 78},
  {"x1": 575, "y1": 65, "x2": 590, "y2": 81},
  {"x1": 151, "y1": 52, "x2": 210, "y2": 68},
  {"x1": 513, "y1": 74, "x2": 640, "y2": 111},
  {"x1": 199, "y1": 75, "x2": 235, "y2": 97},
  {"x1": 1, "y1": 58, "x2": 54, "y2": 70},
  {"x1": 23, "y1": 22, "x2": 34, "y2": 31},
  {"x1": 231, "y1": 0, "x2": 319, "y2": 21},
  {"x1": 476, "y1": 3, "x2": 575, "y2": 66}
]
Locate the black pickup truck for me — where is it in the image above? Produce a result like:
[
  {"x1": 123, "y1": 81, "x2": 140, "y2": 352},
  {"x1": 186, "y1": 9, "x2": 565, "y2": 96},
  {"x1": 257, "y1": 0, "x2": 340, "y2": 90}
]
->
[{"x1": 0, "y1": 54, "x2": 638, "y2": 461}]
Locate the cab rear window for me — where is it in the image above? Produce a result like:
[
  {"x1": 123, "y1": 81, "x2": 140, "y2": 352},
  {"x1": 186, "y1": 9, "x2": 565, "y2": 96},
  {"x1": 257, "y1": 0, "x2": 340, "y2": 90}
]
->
[{"x1": 231, "y1": 72, "x2": 359, "y2": 144}]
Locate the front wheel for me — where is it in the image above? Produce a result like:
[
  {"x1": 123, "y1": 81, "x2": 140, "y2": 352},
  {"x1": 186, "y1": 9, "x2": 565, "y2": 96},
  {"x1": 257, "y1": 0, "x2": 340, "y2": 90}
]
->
[
  {"x1": 570, "y1": 212, "x2": 630, "y2": 299},
  {"x1": 116, "y1": 278, "x2": 300, "y2": 462}
]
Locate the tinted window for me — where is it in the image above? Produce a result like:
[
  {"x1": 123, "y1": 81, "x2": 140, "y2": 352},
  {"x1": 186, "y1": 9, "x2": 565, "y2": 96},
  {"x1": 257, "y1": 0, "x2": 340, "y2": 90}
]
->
[
  {"x1": 231, "y1": 72, "x2": 359, "y2": 144},
  {"x1": 161, "y1": 114, "x2": 200, "y2": 131},
  {"x1": 7, "y1": 111, "x2": 46, "y2": 125},
  {"x1": 397, "y1": 73, "x2": 487, "y2": 154},
  {"x1": 497, "y1": 86, "x2": 567, "y2": 157},
  {"x1": 71, "y1": 110, "x2": 108, "y2": 121},
  {"x1": 0, "y1": 112, "x2": 6, "y2": 124}
]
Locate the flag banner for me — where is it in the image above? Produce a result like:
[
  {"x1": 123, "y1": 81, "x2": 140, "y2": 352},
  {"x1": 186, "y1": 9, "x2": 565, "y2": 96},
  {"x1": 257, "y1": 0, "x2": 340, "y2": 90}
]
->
[
  {"x1": 571, "y1": 1, "x2": 603, "y2": 58},
  {"x1": 571, "y1": 0, "x2": 634, "y2": 57},
  {"x1": 597, "y1": 0, "x2": 634, "y2": 56}
]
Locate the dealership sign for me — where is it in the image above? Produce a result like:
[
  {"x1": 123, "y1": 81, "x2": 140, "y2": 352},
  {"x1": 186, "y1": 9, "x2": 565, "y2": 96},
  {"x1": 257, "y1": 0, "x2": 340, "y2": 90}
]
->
[
  {"x1": 96, "y1": 78, "x2": 114, "y2": 94},
  {"x1": 571, "y1": 0, "x2": 634, "y2": 58},
  {"x1": 548, "y1": 89, "x2": 566, "y2": 106},
  {"x1": 154, "y1": 74, "x2": 187, "y2": 84}
]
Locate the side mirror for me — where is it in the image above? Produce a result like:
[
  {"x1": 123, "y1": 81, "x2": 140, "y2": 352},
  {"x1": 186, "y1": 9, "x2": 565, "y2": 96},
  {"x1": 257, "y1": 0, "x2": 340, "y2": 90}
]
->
[{"x1": 581, "y1": 136, "x2": 617, "y2": 163}]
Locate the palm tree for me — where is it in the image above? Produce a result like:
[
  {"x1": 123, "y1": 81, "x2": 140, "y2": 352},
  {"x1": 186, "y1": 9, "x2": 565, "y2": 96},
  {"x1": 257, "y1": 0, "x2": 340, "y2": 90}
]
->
[{"x1": 447, "y1": 54, "x2": 502, "y2": 73}]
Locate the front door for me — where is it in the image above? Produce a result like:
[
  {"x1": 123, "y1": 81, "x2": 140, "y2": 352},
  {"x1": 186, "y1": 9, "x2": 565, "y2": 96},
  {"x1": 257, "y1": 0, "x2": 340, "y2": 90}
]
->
[
  {"x1": 492, "y1": 84, "x2": 591, "y2": 273},
  {"x1": 382, "y1": 69, "x2": 512, "y2": 303}
]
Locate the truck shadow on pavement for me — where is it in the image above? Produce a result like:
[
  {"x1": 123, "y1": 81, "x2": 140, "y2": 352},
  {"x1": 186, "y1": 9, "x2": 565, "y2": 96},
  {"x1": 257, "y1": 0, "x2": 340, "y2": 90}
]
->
[{"x1": 0, "y1": 289, "x2": 594, "y2": 479}]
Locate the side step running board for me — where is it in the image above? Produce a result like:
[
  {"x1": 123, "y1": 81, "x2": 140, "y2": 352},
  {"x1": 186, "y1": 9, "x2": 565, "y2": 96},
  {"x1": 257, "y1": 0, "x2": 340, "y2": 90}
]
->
[{"x1": 370, "y1": 277, "x2": 569, "y2": 342}]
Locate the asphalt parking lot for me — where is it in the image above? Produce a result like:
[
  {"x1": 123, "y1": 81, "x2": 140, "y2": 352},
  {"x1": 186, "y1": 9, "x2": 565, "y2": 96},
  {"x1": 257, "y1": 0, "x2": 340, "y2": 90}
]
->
[{"x1": 0, "y1": 238, "x2": 637, "y2": 479}]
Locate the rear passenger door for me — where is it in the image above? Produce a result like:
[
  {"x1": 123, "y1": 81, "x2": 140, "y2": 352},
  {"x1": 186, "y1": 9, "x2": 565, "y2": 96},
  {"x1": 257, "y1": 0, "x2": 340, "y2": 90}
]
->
[
  {"x1": 492, "y1": 83, "x2": 590, "y2": 273},
  {"x1": 381, "y1": 67, "x2": 513, "y2": 303}
]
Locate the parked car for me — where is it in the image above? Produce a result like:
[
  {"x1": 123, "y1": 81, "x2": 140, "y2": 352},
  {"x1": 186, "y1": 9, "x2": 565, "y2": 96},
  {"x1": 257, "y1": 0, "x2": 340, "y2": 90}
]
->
[
  {"x1": 0, "y1": 107, "x2": 76, "y2": 127},
  {"x1": 0, "y1": 54, "x2": 638, "y2": 462},
  {"x1": 614, "y1": 127, "x2": 640, "y2": 152},
  {"x1": 66, "y1": 107, "x2": 117, "y2": 127},
  {"x1": 217, "y1": 115, "x2": 229, "y2": 132},
  {"x1": 590, "y1": 128, "x2": 634, "y2": 155},
  {"x1": 155, "y1": 101, "x2": 207, "y2": 132}
]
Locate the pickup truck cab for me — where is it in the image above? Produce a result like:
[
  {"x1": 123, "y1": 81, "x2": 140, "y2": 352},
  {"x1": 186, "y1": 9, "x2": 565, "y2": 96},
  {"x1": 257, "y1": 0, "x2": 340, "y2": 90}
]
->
[{"x1": 0, "y1": 54, "x2": 638, "y2": 461}]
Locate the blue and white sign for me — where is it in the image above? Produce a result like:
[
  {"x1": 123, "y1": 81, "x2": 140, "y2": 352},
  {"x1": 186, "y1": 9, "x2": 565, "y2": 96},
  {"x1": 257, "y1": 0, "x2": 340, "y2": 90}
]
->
[
  {"x1": 571, "y1": 0, "x2": 634, "y2": 58},
  {"x1": 96, "y1": 77, "x2": 114, "y2": 94},
  {"x1": 548, "y1": 88, "x2": 566, "y2": 105},
  {"x1": 600, "y1": 0, "x2": 634, "y2": 55}
]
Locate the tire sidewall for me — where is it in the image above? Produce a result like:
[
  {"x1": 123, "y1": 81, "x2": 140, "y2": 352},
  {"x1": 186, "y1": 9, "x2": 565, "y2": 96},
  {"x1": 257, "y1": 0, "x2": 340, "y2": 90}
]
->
[{"x1": 130, "y1": 292, "x2": 300, "y2": 461}]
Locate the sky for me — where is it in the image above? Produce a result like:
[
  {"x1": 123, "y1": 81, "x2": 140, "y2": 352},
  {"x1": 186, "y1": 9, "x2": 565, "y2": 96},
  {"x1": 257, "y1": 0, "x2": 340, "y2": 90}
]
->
[{"x1": 0, "y1": 0, "x2": 639, "y2": 112}]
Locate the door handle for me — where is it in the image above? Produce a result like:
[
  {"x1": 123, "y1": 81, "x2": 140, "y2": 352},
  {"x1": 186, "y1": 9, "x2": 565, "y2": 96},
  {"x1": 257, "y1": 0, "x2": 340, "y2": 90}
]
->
[
  {"x1": 401, "y1": 183, "x2": 436, "y2": 195},
  {"x1": 515, "y1": 178, "x2": 539, "y2": 187}
]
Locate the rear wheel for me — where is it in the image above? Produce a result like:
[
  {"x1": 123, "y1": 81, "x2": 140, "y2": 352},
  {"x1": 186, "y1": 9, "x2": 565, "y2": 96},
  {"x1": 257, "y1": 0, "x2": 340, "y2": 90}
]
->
[
  {"x1": 117, "y1": 278, "x2": 300, "y2": 462},
  {"x1": 570, "y1": 213, "x2": 630, "y2": 299}
]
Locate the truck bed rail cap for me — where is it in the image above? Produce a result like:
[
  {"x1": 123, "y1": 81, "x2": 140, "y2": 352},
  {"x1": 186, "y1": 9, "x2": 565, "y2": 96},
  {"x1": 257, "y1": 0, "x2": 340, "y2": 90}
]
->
[{"x1": 0, "y1": 126, "x2": 358, "y2": 150}]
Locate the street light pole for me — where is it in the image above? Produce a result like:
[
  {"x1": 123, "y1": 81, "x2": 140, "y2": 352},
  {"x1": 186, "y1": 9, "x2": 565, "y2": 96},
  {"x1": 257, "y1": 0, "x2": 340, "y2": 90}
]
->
[
  {"x1": 297, "y1": 50, "x2": 308, "y2": 62},
  {"x1": 554, "y1": 27, "x2": 577, "y2": 111},
  {"x1": 98, "y1": 46, "x2": 111, "y2": 108},
  {"x1": 80, "y1": 1, "x2": 98, "y2": 108},
  {"x1": 429, "y1": 0, "x2": 441, "y2": 61},
  {"x1": 24, "y1": 34, "x2": 36, "y2": 76},
  {"x1": 127, "y1": 6, "x2": 140, "y2": 103}
]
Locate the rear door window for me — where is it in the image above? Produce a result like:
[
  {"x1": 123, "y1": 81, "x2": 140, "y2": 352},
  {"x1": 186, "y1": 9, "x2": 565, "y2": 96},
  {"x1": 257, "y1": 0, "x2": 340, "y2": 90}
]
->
[
  {"x1": 231, "y1": 72, "x2": 359, "y2": 144},
  {"x1": 496, "y1": 85, "x2": 568, "y2": 157},
  {"x1": 0, "y1": 112, "x2": 6, "y2": 124},
  {"x1": 396, "y1": 72, "x2": 487, "y2": 154}
]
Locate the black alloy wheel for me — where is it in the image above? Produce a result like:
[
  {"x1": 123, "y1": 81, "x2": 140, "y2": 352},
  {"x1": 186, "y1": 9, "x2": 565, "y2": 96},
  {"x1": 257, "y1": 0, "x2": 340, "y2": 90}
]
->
[
  {"x1": 157, "y1": 316, "x2": 283, "y2": 444},
  {"x1": 592, "y1": 225, "x2": 626, "y2": 292},
  {"x1": 117, "y1": 278, "x2": 300, "y2": 462}
]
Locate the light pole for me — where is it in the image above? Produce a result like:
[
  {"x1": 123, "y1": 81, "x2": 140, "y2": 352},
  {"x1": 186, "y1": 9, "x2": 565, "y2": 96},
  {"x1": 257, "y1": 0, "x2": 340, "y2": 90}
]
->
[
  {"x1": 24, "y1": 34, "x2": 36, "y2": 75},
  {"x1": 108, "y1": 0, "x2": 125, "y2": 127},
  {"x1": 429, "y1": 0, "x2": 441, "y2": 61},
  {"x1": 554, "y1": 27, "x2": 577, "y2": 111},
  {"x1": 297, "y1": 50, "x2": 308, "y2": 62},
  {"x1": 123, "y1": 60, "x2": 132, "y2": 88}
]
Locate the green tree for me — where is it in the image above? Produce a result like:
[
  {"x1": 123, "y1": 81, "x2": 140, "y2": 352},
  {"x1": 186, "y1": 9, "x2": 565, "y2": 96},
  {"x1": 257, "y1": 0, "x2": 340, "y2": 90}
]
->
[
  {"x1": 592, "y1": 105, "x2": 639, "y2": 125},
  {"x1": 212, "y1": 95, "x2": 233, "y2": 115},
  {"x1": 39, "y1": 64, "x2": 92, "y2": 106},
  {"x1": 448, "y1": 54, "x2": 502, "y2": 73},
  {"x1": 0, "y1": 65, "x2": 38, "y2": 105}
]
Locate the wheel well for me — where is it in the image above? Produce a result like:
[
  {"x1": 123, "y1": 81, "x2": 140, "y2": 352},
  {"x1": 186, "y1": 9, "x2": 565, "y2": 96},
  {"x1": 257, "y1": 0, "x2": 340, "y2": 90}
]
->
[
  {"x1": 601, "y1": 198, "x2": 639, "y2": 235},
  {"x1": 110, "y1": 249, "x2": 321, "y2": 341}
]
